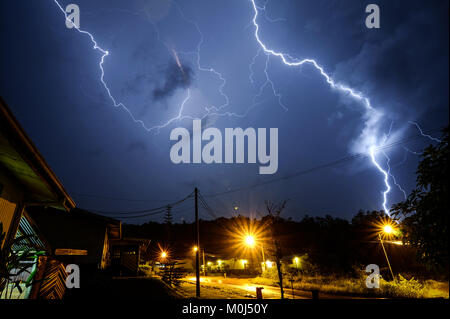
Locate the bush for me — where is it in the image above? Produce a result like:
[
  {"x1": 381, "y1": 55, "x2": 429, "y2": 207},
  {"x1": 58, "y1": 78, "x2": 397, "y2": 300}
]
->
[
  {"x1": 253, "y1": 268, "x2": 449, "y2": 299},
  {"x1": 379, "y1": 275, "x2": 424, "y2": 298}
]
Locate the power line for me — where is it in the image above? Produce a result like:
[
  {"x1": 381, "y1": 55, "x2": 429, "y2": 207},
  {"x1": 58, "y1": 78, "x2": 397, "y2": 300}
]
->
[
  {"x1": 203, "y1": 128, "x2": 444, "y2": 199},
  {"x1": 198, "y1": 192, "x2": 218, "y2": 219},
  {"x1": 118, "y1": 204, "x2": 196, "y2": 220},
  {"x1": 79, "y1": 128, "x2": 444, "y2": 219},
  {"x1": 72, "y1": 193, "x2": 179, "y2": 203},
  {"x1": 84, "y1": 191, "x2": 194, "y2": 216},
  {"x1": 109, "y1": 208, "x2": 168, "y2": 219}
]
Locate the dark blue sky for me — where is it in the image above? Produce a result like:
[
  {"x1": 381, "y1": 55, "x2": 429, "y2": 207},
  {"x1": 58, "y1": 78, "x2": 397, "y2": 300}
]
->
[{"x1": 1, "y1": 0, "x2": 448, "y2": 223}]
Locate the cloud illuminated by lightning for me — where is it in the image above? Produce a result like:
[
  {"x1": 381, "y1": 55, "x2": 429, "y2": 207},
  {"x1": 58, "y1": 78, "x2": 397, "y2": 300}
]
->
[
  {"x1": 249, "y1": 0, "x2": 398, "y2": 215},
  {"x1": 53, "y1": 0, "x2": 165, "y2": 132},
  {"x1": 53, "y1": 0, "x2": 441, "y2": 217}
]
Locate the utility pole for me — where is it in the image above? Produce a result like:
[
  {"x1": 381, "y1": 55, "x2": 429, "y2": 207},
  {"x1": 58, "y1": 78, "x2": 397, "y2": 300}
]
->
[
  {"x1": 202, "y1": 249, "x2": 206, "y2": 276},
  {"x1": 379, "y1": 234, "x2": 395, "y2": 280},
  {"x1": 195, "y1": 187, "x2": 200, "y2": 298}
]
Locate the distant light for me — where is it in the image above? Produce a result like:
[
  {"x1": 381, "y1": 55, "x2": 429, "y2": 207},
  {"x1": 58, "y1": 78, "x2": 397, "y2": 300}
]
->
[
  {"x1": 234, "y1": 206, "x2": 239, "y2": 210},
  {"x1": 245, "y1": 235, "x2": 255, "y2": 247},
  {"x1": 217, "y1": 260, "x2": 222, "y2": 265},
  {"x1": 207, "y1": 261, "x2": 212, "y2": 266},
  {"x1": 193, "y1": 246, "x2": 198, "y2": 252},
  {"x1": 293, "y1": 257, "x2": 299, "y2": 264},
  {"x1": 161, "y1": 251, "x2": 167, "y2": 259},
  {"x1": 265, "y1": 260, "x2": 273, "y2": 268},
  {"x1": 241, "y1": 259, "x2": 248, "y2": 265}
]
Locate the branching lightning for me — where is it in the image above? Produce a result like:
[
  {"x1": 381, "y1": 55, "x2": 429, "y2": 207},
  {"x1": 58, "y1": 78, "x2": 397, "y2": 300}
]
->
[
  {"x1": 53, "y1": 0, "x2": 442, "y2": 217},
  {"x1": 53, "y1": 0, "x2": 161, "y2": 132},
  {"x1": 249, "y1": 0, "x2": 398, "y2": 216},
  {"x1": 409, "y1": 121, "x2": 442, "y2": 143}
]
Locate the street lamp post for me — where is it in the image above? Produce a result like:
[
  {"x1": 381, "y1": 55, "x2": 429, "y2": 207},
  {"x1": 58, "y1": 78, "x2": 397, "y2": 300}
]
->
[
  {"x1": 379, "y1": 225, "x2": 395, "y2": 281},
  {"x1": 160, "y1": 251, "x2": 167, "y2": 267},
  {"x1": 202, "y1": 249, "x2": 206, "y2": 276},
  {"x1": 293, "y1": 257, "x2": 300, "y2": 270},
  {"x1": 260, "y1": 244, "x2": 266, "y2": 273},
  {"x1": 244, "y1": 235, "x2": 266, "y2": 273},
  {"x1": 193, "y1": 246, "x2": 206, "y2": 276}
]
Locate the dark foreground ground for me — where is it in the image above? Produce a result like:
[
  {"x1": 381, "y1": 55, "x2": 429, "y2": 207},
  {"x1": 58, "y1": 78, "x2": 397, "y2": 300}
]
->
[{"x1": 65, "y1": 272, "x2": 179, "y2": 299}]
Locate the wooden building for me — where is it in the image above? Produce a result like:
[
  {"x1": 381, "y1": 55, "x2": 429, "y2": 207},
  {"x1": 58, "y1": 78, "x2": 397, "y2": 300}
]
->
[
  {"x1": 1, "y1": 98, "x2": 150, "y2": 299},
  {"x1": 27, "y1": 207, "x2": 122, "y2": 270},
  {"x1": 0, "y1": 97, "x2": 76, "y2": 298}
]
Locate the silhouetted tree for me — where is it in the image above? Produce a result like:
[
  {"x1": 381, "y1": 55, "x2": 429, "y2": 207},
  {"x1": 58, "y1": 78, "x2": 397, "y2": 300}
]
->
[
  {"x1": 393, "y1": 127, "x2": 449, "y2": 270},
  {"x1": 265, "y1": 200, "x2": 287, "y2": 299}
]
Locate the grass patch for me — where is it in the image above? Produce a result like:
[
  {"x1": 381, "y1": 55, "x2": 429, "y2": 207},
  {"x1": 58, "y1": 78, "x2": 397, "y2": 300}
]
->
[{"x1": 251, "y1": 274, "x2": 449, "y2": 299}]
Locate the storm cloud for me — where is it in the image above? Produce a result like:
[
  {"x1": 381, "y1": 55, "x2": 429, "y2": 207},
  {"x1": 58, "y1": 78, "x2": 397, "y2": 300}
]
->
[{"x1": 153, "y1": 62, "x2": 193, "y2": 101}]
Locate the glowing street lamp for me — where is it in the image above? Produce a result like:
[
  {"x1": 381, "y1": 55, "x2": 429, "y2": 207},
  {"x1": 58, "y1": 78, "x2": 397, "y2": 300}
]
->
[
  {"x1": 243, "y1": 234, "x2": 266, "y2": 272},
  {"x1": 193, "y1": 246, "x2": 198, "y2": 252},
  {"x1": 378, "y1": 222, "x2": 397, "y2": 280},
  {"x1": 293, "y1": 257, "x2": 300, "y2": 270},
  {"x1": 160, "y1": 251, "x2": 168, "y2": 266},
  {"x1": 245, "y1": 235, "x2": 255, "y2": 247},
  {"x1": 383, "y1": 225, "x2": 393, "y2": 235}
]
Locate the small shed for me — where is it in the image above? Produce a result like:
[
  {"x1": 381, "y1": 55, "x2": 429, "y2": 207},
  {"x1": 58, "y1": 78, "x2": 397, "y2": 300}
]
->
[
  {"x1": 28, "y1": 207, "x2": 122, "y2": 270},
  {"x1": 110, "y1": 238, "x2": 150, "y2": 276}
]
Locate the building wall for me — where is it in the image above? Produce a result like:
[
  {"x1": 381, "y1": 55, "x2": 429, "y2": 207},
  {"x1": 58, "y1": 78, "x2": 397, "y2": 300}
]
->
[
  {"x1": 0, "y1": 165, "x2": 24, "y2": 203},
  {"x1": 0, "y1": 198, "x2": 16, "y2": 247},
  {"x1": 0, "y1": 166, "x2": 23, "y2": 246},
  {"x1": 100, "y1": 229, "x2": 109, "y2": 269}
]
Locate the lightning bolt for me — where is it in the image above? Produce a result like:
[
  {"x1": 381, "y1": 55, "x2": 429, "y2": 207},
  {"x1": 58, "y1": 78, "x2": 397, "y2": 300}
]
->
[
  {"x1": 53, "y1": 0, "x2": 167, "y2": 132},
  {"x1": 144, "y1": 1, "x2": 243, "y2": 129},
  {"x1": 380, "y1": 123, "x2": 407, "y2": 200},
  {"x1": 249, "y1": 0, "x2": 399, "y2": 216},
  {"x1": 381, "y1": 150, "x2": 407, "y2": 200},
  {"x1": 176, "y1": 22, "x2": 230, "y2": 115},
  {"x1": 54, "y1": 0, "x2": 417, "y2": 216},
  {"x1": 54, "y1": 0, "x2": 231, "y2": 134},
  {"x1": 403, "y1": 146, "x2": 422, "y2": 156},
  {"x1": 409, "y1": 121, "x2": 442, "y2": 143},
  {"x1": 250, "y1": 50, "x2": 288, "y2": 112}
]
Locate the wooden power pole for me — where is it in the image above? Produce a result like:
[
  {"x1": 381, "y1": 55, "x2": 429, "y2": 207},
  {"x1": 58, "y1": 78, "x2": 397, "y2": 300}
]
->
[{"x1": 195, "y1": 187, "x2": 200, "y2": 298}]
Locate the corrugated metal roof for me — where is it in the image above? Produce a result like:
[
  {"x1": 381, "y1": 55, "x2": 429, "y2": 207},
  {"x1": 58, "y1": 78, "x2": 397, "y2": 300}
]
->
[{"x1": 12, "y1": 215, "x2": 46, "y2": 252}]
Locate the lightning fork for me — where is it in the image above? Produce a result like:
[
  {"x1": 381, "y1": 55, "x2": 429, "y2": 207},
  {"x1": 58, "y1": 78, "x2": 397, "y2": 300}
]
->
[{"x1": 249, "y1": 0, "x2": 398, "y2": 215}]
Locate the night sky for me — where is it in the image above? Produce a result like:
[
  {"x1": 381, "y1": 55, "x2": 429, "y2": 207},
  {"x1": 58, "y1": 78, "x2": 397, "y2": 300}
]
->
[{"x1": 1, "y1": 0, "x2": 448, "y2": 223}]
